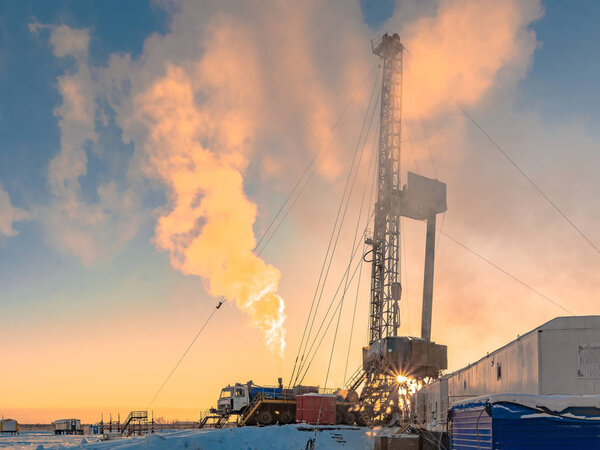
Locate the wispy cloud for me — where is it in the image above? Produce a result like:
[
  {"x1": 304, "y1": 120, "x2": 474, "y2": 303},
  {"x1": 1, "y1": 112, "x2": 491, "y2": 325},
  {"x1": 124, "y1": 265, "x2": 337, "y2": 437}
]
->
[{"x1": 0, "y1": 183, "x2": 30, "y2": 237}]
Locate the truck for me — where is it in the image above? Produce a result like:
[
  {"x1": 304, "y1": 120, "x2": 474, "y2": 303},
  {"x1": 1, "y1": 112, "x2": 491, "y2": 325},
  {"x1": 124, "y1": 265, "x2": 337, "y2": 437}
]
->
[{"x1": 205, "y1": 378, "x2": 364, "y2": 427}]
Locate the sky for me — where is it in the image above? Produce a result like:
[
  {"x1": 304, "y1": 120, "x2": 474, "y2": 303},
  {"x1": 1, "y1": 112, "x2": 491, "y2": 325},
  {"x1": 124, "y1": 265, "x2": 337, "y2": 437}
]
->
[{"x1": 0, "y1": 0, "x2": 599, "y2": 423}]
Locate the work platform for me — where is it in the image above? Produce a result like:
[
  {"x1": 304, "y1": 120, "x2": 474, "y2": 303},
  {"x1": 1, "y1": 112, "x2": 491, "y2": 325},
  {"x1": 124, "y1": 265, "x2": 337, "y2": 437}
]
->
[{"x1": 363, "y1": 336, "x2": 447, "y2": 379}]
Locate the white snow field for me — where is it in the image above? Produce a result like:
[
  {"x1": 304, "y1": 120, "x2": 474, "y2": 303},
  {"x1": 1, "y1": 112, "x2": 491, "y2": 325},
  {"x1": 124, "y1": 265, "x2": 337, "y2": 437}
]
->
[
  {"x1": 1, "y1": 426, "x2": 374, "y2": 449},
  {"x1": 0, "y1": 431, "x2": 102, "y2": 449}
]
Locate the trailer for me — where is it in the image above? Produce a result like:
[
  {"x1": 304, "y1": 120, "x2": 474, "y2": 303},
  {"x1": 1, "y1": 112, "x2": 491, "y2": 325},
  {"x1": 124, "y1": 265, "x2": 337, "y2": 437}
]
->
[
  {"x1": 53, "y1": 419, "x2": 83, "y2": 435},
  {"x1": 206, "y1": 378, "x2": 364, "y2": 427},
  {"x1": 0, "y1": 419, "x2": 18, "y2": 435},
  {"x1": 413, "y1": 316, "x2": 600, "y2": 430}
]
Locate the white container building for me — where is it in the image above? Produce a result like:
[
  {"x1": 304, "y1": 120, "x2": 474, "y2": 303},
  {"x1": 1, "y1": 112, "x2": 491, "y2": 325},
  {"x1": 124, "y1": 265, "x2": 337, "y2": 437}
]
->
[
  {"x1": 413, "y1": 316, "x2": 600, "y2": 430},
  {"x1": 53, "y1": 418, "x2": 83, "y2": 435},
  {"x1": 0, "y1": 419, "x2": 18, "y2": 434}
]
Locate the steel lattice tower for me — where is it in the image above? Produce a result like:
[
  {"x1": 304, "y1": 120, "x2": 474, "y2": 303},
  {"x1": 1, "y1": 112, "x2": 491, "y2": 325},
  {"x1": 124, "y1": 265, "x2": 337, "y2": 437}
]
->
[
  {"x1": 353, "y1": 33, "x2": 447, "y2": 427},
  {"x1": 369, "y1": 32, "x2": 404, "y2": 341}
]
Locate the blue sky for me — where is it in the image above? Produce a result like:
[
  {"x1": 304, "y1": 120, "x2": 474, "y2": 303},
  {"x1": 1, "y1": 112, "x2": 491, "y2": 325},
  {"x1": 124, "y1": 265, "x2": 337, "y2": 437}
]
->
[{"x1": 518, "y1": 0, "x2": 600, "y2": 126}]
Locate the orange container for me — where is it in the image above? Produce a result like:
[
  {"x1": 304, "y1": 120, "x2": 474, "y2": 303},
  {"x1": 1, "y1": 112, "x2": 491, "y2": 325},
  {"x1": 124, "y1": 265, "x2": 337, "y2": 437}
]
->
[{"x1": 296, "y1": 394, "x2": 336, "y2": 425}]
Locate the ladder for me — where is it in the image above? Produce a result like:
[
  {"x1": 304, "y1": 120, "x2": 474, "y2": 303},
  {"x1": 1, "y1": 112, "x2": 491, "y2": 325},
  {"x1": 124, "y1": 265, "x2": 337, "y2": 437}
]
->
[
  {"x1": 345, "y1": 365, "x2": 365, "y2": 392},
  {"x1": 238, "y1": 393, "x2": 264, "y2": 427}
]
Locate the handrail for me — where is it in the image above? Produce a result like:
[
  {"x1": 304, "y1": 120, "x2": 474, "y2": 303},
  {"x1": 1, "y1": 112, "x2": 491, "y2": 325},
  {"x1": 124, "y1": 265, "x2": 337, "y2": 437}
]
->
[{"x1": 238, "y1": 393, "x2": 264, "y2": 427}]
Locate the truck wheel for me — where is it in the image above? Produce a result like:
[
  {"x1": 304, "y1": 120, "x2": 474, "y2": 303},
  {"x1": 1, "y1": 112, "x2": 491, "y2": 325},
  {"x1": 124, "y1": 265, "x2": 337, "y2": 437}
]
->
[
  {"x1": 346, "y1": 390, "x2": 359, "y2": 404},
  {"x1": 335, "y1": 411, "x2": 343, "y2": 425},
  {"x1": 279, "y1": 411, "x2": 293, "y2": 424},
  {"x1": 344, "y1": 412, "x2": 355, "y2": 425},
  {"x1": 258, "y1": 410, "x2": 273, "y2": 425}
]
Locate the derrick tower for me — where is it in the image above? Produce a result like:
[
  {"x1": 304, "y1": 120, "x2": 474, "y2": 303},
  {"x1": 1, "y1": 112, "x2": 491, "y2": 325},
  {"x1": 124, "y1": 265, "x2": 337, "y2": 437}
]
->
[
  {"x1": 354, "y1": 33, "x2": 449, "y2": 426},
  {"x1": 368, "y1": 31, "x2": 403, "y2": 342}
]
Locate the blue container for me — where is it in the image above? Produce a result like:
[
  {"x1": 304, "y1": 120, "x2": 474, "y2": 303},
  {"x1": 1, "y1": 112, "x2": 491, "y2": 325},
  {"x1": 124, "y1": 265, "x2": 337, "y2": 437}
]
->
[
  {"x1": 250, "y1": 386, "x2": 282, "y2": 400},
  {"x1": 450, "y1": 394, "x2": 600, "y2": 449}
]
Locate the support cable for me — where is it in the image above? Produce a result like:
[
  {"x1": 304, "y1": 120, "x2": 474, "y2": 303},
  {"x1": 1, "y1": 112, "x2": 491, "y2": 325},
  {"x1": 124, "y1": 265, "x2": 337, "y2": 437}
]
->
[
  {"x1": 255, "y1": 62, "x2": 379, "y2": 257},
  {"x1": 293, "y1": 94, "x2": 380, "y2": 386},
  {"x1": 290, "y1": 76, "x2": 381, "y2": 387},
  {"x1": 342, "y1": 122, "x2": 379, "y2": 382},
  {"x1": 298, "y1": 251, "x2": 365, "y2": 385},
  {"x1": 296, "y1": 210, "x2": 376, "y2": 385},
  {"x1": 147, "y1": 297, "x2": 226, "y2": 407},
  {"x1": 296, "y1": 208, "x2": 377, "y2": 385},
  {"x1": 446, "y1": 92, "x2": 600, "y2": 257},
  {"x1": 439, "y1": 230, "x2": 574, "y2": 315}
]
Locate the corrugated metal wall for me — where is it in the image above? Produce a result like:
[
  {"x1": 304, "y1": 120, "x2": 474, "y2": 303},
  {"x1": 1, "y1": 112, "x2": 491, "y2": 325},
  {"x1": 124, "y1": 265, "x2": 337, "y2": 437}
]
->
[
  {"x1": 493, "y1": 417, "x2": 600, "y2": 449},
  {"x1": 491, "y1": 403, "x2": 600, "y2": 449},
  {"x1": 450, "y1": 407, "x2": 492, "y2": 450},
  {"x1": 451, "y1": 401, "x2": 600, "y2": 449}
]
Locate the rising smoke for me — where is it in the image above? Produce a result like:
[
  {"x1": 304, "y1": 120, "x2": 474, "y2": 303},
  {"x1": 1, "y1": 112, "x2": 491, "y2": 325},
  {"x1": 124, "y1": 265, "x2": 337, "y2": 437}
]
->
[
  {"x1": 131, "y1": 65, "x2": 286, "y2": 353},
  {"x1": 31, "y1": 0, "x2": 563, "y2": 364}
]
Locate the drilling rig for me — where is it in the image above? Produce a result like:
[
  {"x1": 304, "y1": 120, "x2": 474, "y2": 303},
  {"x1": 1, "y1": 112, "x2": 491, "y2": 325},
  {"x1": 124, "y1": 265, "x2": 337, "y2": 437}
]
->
[{"x1": 348, "y1": 32, "x2": 448, "y2": 426}]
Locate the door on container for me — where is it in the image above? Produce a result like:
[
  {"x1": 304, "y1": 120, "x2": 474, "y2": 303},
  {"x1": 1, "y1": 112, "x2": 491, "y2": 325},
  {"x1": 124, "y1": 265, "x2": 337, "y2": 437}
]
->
[{"x1": 71, "y1": 421, "x2": 76, "y2": 432}]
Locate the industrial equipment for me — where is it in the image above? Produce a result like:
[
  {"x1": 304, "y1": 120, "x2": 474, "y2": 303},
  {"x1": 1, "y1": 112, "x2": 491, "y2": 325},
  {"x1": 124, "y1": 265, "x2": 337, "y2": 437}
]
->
[
  {"x1": 52, "y1": 418, "x2": 83, "y2": 435},
  {"x1": 413, "y1": 315, "x2": 600, "y2": 433},
  {"x1": 206, "y1": 378, "x2": 363, "y2": 427},
  {"x1": 120, "y1": 411, "x2": 148, "y2": 435},
  {"x1": 348, "y1": 32, "x2": 447, "y2": 426}
]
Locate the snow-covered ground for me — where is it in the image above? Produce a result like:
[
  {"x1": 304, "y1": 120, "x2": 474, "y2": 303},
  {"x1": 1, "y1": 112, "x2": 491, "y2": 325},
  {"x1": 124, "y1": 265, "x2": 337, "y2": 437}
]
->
[
  {"x1": 0, "y1": 431, "x2": 102, "y2": 449},
  {"x1": 0, "y1": 426, "x2": 374, "y2": 449}
]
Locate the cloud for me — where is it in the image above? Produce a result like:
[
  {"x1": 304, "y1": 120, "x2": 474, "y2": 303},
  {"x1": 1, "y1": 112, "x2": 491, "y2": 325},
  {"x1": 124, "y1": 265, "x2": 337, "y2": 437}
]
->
[
  {"x1": 31, "y1": 23, "x2": 141, "y2": 265},
  {"x1": 29, "y1": 22, "x2": 89, "y2": 59},
  {"x1": 98, "y1": 0, "x2": 546, "y2": 355},
  {"x1": 0, "y1": 184, "x2": 30, "y2": 237},
  {"x1": 32, "y1": 0, "x2": 600, "y2": 368},
  {"x1": 127, "y1": 64, "x2": 286, "y2": 352}
]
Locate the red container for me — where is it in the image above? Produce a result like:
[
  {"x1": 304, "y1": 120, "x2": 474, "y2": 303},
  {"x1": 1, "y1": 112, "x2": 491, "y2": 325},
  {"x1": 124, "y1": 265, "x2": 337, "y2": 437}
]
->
[{"x1": 296, "y1": 394, "x2": 336, "y2": 425}]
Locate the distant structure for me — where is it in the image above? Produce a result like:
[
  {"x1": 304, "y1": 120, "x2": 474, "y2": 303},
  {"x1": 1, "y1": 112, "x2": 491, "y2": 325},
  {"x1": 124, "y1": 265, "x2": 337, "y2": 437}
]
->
[
  {"x1": 120, "y1": 410, "x2": 148, "y2": 435},
  {"x1": 53, "y1": 418, "x2": 83, "y2": 435},
  {"x1": 0, "y1": 419, "x2": 19, "y2": 435}
]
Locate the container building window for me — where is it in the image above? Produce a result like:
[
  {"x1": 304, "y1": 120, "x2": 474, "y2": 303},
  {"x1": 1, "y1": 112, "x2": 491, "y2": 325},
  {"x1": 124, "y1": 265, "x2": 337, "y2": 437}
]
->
[
  {"x1": 578, "y1": 345, "x2": 600, "y2": 378},
  {"x1": 497, "y1": 363, "x2": 502, "y2": 380}
]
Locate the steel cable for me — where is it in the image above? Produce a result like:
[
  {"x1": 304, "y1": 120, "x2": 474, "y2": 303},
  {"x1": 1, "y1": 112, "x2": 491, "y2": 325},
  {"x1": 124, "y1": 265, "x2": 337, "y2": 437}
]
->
[{"x1": 291, "y1": 72, "x2": 381, "y2": 387}]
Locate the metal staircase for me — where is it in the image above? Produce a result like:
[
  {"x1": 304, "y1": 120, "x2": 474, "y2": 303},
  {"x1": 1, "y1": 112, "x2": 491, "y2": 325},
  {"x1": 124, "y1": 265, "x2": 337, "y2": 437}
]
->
[
  {"x1": 120, "y1": 411, "x2": 148, "y2": 435},
  {"x1": 345, "y1": 365, "x2": 365, "y2": 392},
  {"x1": 238, "y1": 393, "x2": 264, "y2": 427},
  {"x1": 198, "y1": 411, "x2": 230, "y2": 429}
]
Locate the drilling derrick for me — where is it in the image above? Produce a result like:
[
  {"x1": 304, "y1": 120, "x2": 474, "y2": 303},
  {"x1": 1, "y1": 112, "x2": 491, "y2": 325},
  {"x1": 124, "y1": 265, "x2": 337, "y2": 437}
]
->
[
  {"x1": 368, "y1": 31, "x2": 403, "y2": 342},
  {"x1": 354, "y1": 33, "x2": 448, "y2": 426}
]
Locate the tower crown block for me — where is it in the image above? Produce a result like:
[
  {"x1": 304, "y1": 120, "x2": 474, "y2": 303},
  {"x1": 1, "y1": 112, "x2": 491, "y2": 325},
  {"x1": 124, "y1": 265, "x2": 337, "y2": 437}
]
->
[{"x1": 372, "y1": 32, "x2": 404, "y2": 57}]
